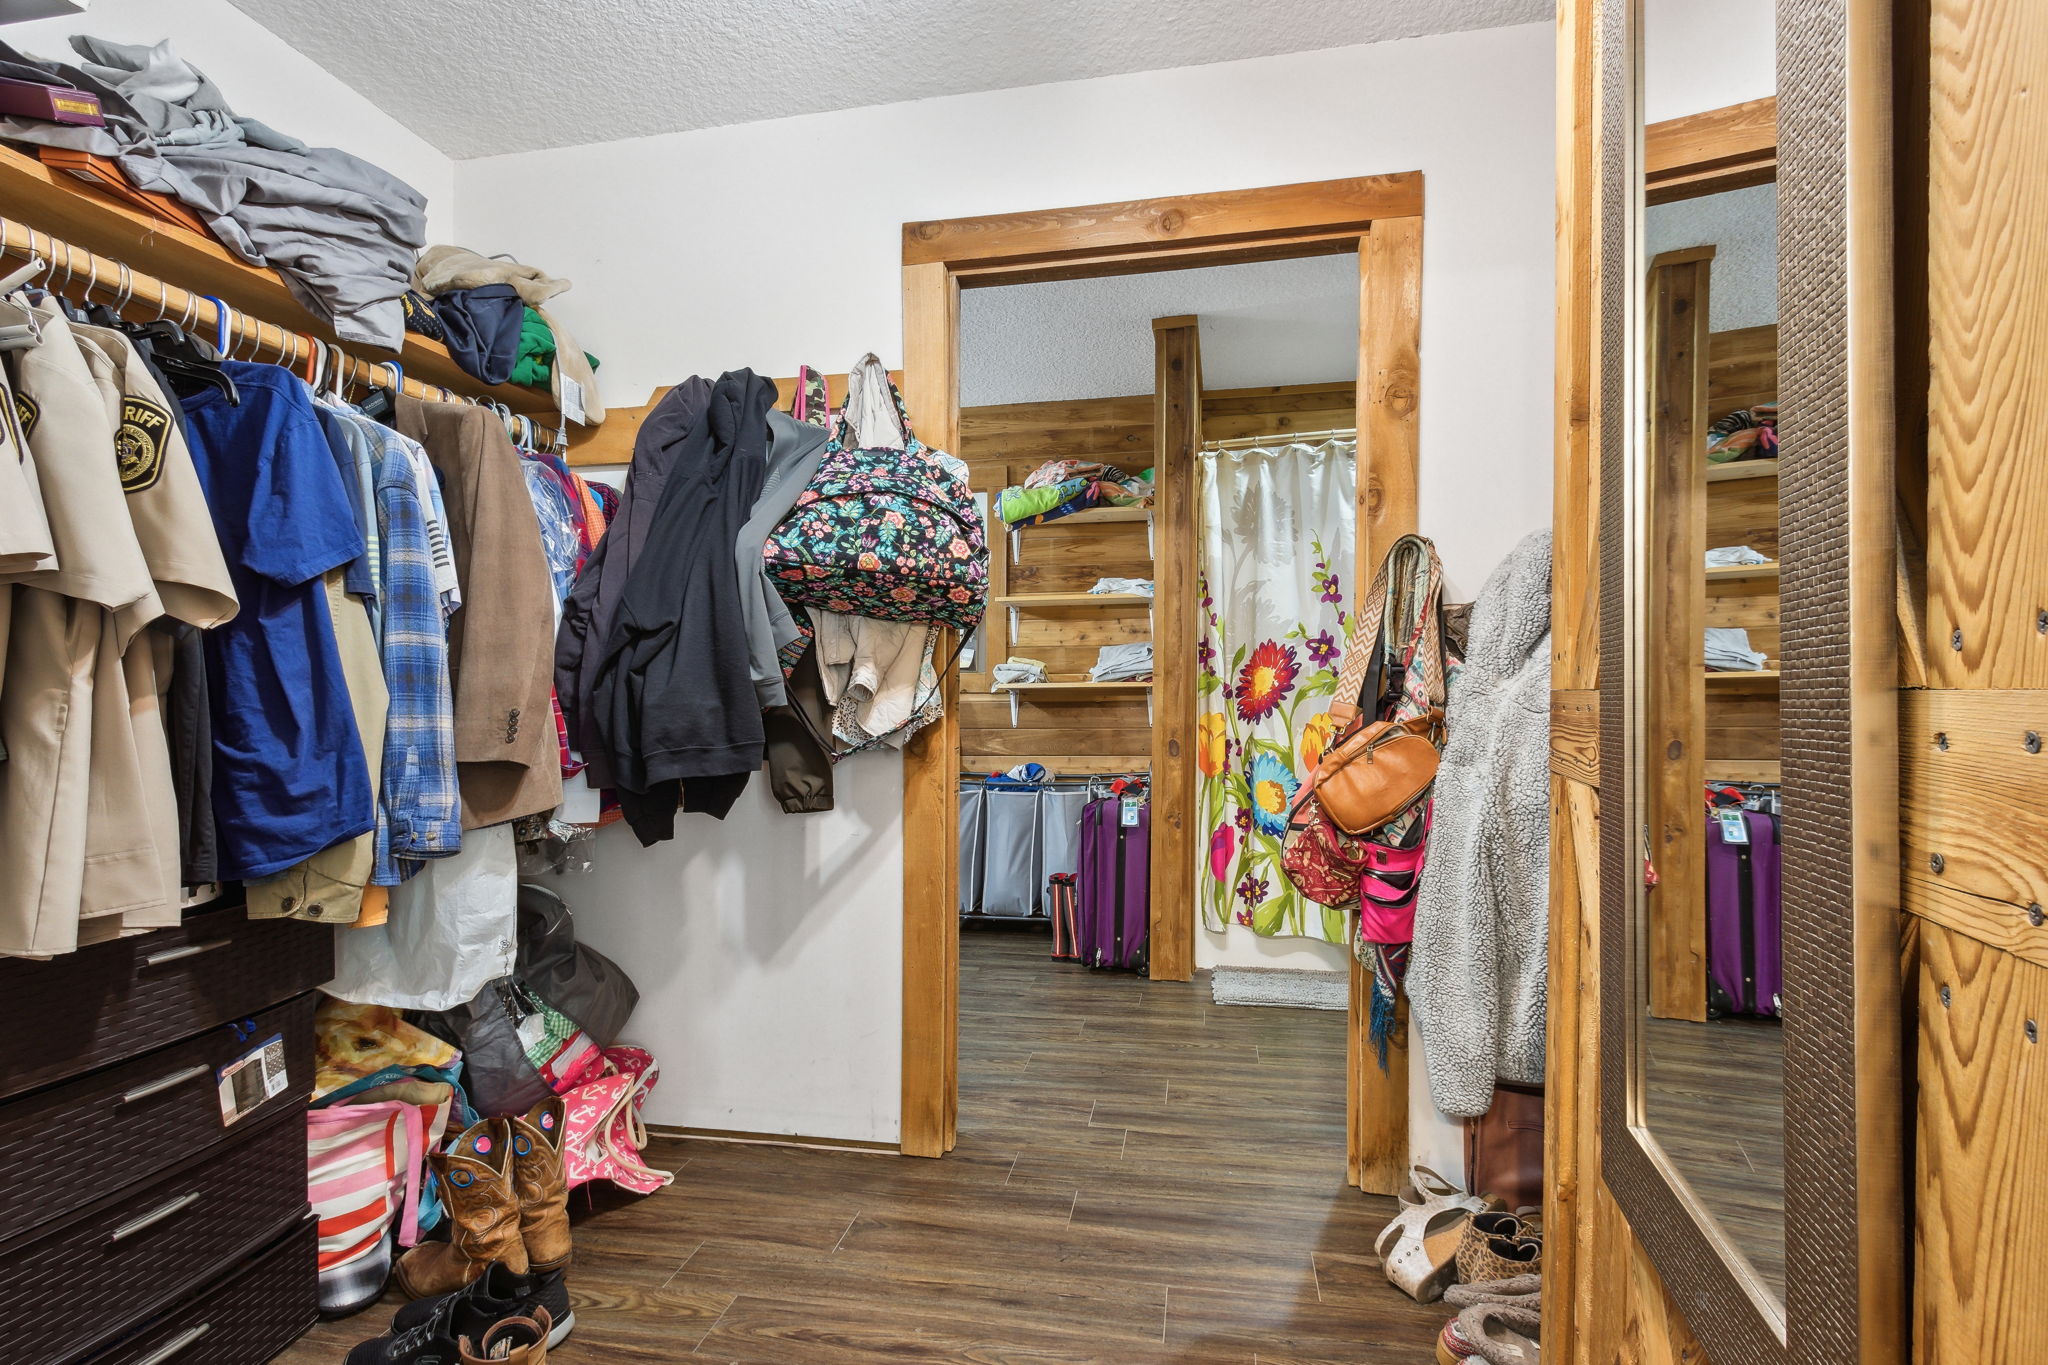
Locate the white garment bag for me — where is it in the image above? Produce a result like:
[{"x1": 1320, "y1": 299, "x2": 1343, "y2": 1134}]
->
[{"x1": 324, "y1": 823, "x2": 518, "y2": 1011}]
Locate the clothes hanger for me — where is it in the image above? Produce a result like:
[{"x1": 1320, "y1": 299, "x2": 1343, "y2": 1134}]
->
[{"x1": 136, "y1": 291, "x2": 239, "y2": 403}]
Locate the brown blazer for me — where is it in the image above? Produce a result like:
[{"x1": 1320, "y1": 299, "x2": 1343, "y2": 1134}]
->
[{"x1": 395, "y1": 394, "x2": 562, "y2": 828}]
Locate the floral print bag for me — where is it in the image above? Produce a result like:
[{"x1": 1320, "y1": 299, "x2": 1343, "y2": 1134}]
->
[{"x1": 764, "y1": 354, "x2": 989, "y2": 632}]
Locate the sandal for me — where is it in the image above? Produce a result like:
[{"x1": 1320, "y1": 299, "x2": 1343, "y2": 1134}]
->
[
  {"x1": 1446, "y1": 1273, "x2": 1542, "y2": 1308},
  {"x1": 1377, "y1": 1203, "x2": 1472, "y2": 1302},
  {"x1": 1455, "y1": 1301, "x2": 1541, "y2": 1364}
]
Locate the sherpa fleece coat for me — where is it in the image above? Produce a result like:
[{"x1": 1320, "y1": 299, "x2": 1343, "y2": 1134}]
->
[{"x1": 1409, "y1": 529, "x2": 1553, "y2": 1119}]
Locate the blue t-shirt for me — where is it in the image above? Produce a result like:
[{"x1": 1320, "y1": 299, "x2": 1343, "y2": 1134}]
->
[{"x1": 182, "y1": 364, "x2": 374, "y2": 880}]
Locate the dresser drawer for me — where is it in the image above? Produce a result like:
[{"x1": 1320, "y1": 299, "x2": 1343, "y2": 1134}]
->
[
  {"x1": 0, "y1": 993, "x2": 316, "y2": 1246},
  {"x1": 0, "y1": 903, "x2": 334, "y2": 1100},
  {"x1": 0, "y1": 1109, "x2": 308, "y2": 1365},
  {"x1": 84, "y1": 1218, "x2": 316, "y2": 1365}
]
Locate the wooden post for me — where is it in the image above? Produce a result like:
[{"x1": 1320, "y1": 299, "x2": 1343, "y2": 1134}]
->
[
  {"x1": 899, "y1": 261, "x2": 962, "y2": 1156},
  {"x1": 1350, "y1": 216, "x2": 1423, "y2": 1195},
  {"x1": 1645, "y1": 248, "x2": 1712, "y2": 1023},
  {"x1": 1149, "y1": 315, "x2": 1202, "y2": 983}
]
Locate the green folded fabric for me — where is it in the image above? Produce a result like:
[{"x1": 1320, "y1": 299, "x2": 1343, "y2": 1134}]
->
[{"x1": 509, "y1": 306, "x2": 599, "y2": 388}]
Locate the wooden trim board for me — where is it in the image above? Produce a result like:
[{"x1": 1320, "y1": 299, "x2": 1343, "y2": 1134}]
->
[
  {"x1": 900, "y1": 177, "x2": 1424, "y2": 1192},
  {"x1": 1148, "y1": 315, "x2": 1200, "y2": 985}
]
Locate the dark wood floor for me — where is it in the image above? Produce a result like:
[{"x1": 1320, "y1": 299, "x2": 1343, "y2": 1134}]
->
[
  {"x1": 282, "y1": 927, "x2": 1442, "y2": 1362},
  {"x1": 1643, "y1": 1013, "x2": 1786, "y2": 1300}
]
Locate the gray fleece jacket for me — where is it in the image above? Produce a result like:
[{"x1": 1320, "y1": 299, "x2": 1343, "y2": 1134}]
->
[{"x1": 1409, "y1": 529, "x2": 1553, "y2": 1119}]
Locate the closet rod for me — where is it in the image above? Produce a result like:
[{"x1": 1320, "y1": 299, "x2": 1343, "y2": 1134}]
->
[
  {"x1": 1200, "y1": 426, "x2": 1358, "y2": 451},
  {"x1": 0, "y1": 215, "x2": 568, "y2": 446}
]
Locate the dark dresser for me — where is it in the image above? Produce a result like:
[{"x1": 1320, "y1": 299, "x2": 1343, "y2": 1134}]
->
[{"x1": 0, "y1": 900, "x2": 333, "y2": 1364}]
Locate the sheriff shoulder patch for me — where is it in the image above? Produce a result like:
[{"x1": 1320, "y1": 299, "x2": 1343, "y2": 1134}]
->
[{"x1": 117, "y1": 395, "x2": 172, "y2": 493}]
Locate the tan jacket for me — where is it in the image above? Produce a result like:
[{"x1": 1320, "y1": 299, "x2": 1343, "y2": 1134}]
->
[{"x1": 395, "y1": 394, "x2": 562, "y2": 828}]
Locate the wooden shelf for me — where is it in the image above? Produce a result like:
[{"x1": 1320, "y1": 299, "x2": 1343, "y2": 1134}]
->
[
  {"x1": 1705, "y1": 561, "x2": 1780, "y2": 582},
  {"x1": 1705, "y1": 759, "x2": 1782, "y2": 784},
  {"x1": 1706, "y1": 458, "x2": 1780, "y2": 483},
  {"x1": 1008, "y1": 505, "x2": 1154, "y2": 528},
  {"x1": 993, "y1": 593, "x2": 1154, "y2": 608},
  {"x1": 1705, "y1": 669, "x2": 1780, "y2": 686},
  {"x1": 991, "y1": 680, "x2": 1153, "y2": 693},
  {"x1": 0, "y1": 143, "x2": 558, "y2": 416}
]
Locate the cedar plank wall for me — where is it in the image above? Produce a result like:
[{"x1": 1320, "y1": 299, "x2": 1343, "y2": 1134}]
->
[
  {"x1": 956, "y1": 382, "x2": 1354, "y2": 775},
  {"x1": 1913, "y1": 0, "x2": 2048, "y2": 1360},
  {"x1": 1546, "y1": 0, "x2": 1710, "y2": 1361}
]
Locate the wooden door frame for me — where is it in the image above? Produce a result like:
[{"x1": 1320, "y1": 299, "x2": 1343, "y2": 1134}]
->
[{"x1": 898, "y1": 175, "x2": 1426, "y2": 1188}]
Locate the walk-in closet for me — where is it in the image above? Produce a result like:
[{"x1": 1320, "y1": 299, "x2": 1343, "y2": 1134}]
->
[{"x1": 0, "y1": 1, "x2": 2037, "y2": 1363}]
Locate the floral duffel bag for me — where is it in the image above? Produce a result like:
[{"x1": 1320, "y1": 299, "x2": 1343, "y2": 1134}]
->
[{"x1": 765, "y1": 353, "x2": 988, "y2": 632}]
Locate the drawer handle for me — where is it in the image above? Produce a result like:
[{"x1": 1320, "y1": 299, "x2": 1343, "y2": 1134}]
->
[
  {"x1": 133, "y1": 1323, "x2": 210, "y2": 1365},
  {"x1": 116, "y1": 1063, "x2": 213, "y2": 1107},
  {"x1": 141, "y1": 941, "x2": 228, "y2": 968},
  {"x1": 109, "y1": 1191, "x2": 201, "y2": 1243}
]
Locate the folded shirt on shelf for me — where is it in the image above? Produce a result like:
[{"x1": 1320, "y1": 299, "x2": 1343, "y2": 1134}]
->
[
  {"x1": 1089, "y1": 577, "x2": 1154, "y2": 595},
  {"x1": 1705, "y1": 545, "x2": 1771, "y2": 567},
  {"x1": 1704, "y1": 627, "x2": 1769, "y2": 672},
  {"x1": 1089, "y1": 642, "x2": 1154, "y2": 682},
  {"x1": 993, "y1": 657, "x2": 1048, "y2": 686}
]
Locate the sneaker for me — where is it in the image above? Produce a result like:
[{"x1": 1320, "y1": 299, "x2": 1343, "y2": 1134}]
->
[
  {"x1": 354, "y1": 1264, "x2": 573, "y2": 1363},
  {"x1": 345, "y1": 1298, "x2": 467, "y2": 1365}
]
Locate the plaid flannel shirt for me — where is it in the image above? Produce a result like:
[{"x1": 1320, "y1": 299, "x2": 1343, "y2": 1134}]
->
[{"x1": 356, "y1": 417, "x2": 463, "y2": 882}]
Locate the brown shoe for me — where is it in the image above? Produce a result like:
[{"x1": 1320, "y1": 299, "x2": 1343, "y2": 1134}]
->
[
  {"x1": 510, "y1": 1097, "x2": 571, "y2": 1273},
  {"x1": 395, "y1": 1118, "x2": 529, "y2": 1299},
  {"x1": 1457, "y1": 1213, "x2": 1542, "y2": 1285},
  {"x1": 460, "y1": 1308, "x2": 552, "y2": 1364}
]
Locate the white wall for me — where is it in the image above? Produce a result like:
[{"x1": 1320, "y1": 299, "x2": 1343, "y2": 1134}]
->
[
  {"x1": 4, "y1": 0, "x2": 456, "y2": 239},
  {"x1": 1642, "y1": 0, "x2": 1776, "y2": 124},
  {"x1": 960, "y1": 253, "x2": 1359, "y2": 407},
  {"x1": 455, "y1": 22, "x2": 1557, "y2": 1149}
]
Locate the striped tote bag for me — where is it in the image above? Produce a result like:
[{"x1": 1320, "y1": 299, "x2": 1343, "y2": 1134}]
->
[{"x1": 307, "y1": 1097, "x2": 453, "y2": 1314}]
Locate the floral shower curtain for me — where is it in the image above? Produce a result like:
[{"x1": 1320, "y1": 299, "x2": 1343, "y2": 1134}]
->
[{"x1": 1196, "y1": 437, "x2": 1357, "y2": 944}]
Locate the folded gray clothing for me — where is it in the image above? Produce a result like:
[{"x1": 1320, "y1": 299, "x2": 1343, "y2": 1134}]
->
[
  {"x1": 0, "y1": 37, "x2": 426, "y2": 349},
  {"x1": 1705, "y1": 545, "x2": 1770, "y2": 567},
  {"x1": 1089, "y1": 642, "x2": 1155, "y2": 682},
  {"x1": 1089, "y1": 577, "x2": 1155, "y2": 596},
  {"x1": 992, "y1": 658, "x2": 1047, "y2": 686},
  {"x1": 1704, "y1": 627, "x2": 1768, "y2": 671}
]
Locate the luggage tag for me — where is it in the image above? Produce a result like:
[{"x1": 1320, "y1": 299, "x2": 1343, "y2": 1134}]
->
[
  {"x1": 1120, "y1": 796, "x2": 1142, "y2": 828},
  {"x1": 1717, "y1": 809, "x2": 1751, "y2": 845}
]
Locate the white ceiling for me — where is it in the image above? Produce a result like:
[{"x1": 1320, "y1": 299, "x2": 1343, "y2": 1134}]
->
[
  {"x1": 224, "y1": 0, "x2": 1550, "y2": 159},
  {"x1": 960, "y1": 253, "x2": 1359, "y2": 407}
]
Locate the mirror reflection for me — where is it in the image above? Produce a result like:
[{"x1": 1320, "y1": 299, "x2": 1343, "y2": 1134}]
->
[{"x1": 1637, "y1": 0, "x2": 1785, "y2": 1307}]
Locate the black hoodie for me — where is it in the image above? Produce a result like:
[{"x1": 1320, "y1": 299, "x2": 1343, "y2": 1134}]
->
[{"x1": 587, "y1": 370, "x2": 774, "y2": 842}]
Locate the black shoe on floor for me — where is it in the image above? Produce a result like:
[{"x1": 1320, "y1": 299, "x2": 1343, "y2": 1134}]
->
[
  {"x1": 380, "y1": 1261, "x2": 574, "y2": 1352},
  {"x1": 343, "y1": 1297, "x2": 466, "y2": 1365}
]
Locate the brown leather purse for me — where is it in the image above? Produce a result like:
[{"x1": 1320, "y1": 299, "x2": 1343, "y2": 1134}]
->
[
  {"x1": 1310, "y1": 705, "x2": 1445, "y2": 836},
  {"x1": 1303, "y1": 534, "x2": 1451, "y2": 836}
]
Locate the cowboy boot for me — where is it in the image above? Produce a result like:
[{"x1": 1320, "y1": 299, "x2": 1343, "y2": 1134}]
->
[
  {"x1": 509, "y1": 1097, "x2": 571, "y2": 1273},
  {"x1": 395, "y1": 1118, "x2": 528, "y2": 1299}
]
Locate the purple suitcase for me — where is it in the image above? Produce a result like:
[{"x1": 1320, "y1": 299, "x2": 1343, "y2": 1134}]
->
[
  {"x1": 1077, "y1": 794, "x2": 1149, "y2": 972},
  {"x1": 1705, "y1": 809, "x2": 1782, "y2": 1016}
]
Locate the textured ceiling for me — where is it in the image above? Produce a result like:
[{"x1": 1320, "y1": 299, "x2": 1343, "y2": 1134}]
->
[
  {"x1": 960, "y1": 253, "x2": 1358, "y2": 407},
  {"x1": 224, "y1": 0, "x2": 1551, "y2": 158}
]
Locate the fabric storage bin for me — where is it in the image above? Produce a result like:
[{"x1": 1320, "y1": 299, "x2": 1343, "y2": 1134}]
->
[
  {"x1": 1039, "y1": 787, "x2": 1089, "y2": 886},
  {"x1": 957, "y1": 784, "x2": 987, "y2": 915},
  {"x1": 85, "y1": 1217, "x2": 317, "y2": 1365},
  {"x1": 979, "y1": 785, "x2": 1044, "y2": 916},
  {"x1": 0, "y1": 993, "x2": 315, "y2": 1247}
]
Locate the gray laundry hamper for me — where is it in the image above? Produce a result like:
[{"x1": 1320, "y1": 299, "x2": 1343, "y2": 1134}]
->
[
  {"x1": 957, "y1": 784, "x2": 987, "y2": 915},
  {"x1": 1038, "y1": 787, "x2": 1088, "y2": 885},
  {"x1": 979, "y1": 785, "x2": 1044, "y2": 916}
]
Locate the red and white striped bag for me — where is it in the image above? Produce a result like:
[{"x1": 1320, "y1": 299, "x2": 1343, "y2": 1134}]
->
[{"x1": 307, "y1": 1096, "x2": 453, "y2": 1312}]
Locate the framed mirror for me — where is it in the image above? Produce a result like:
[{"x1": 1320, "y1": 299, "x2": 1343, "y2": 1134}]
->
[{"x1": 1594, "y1": 0, "x2": 1904, "y2": 1361}]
